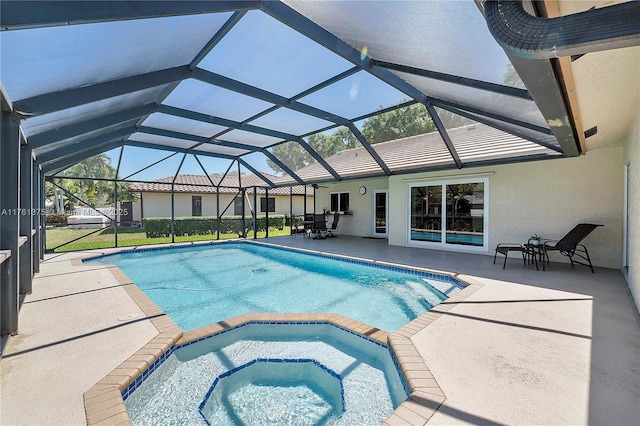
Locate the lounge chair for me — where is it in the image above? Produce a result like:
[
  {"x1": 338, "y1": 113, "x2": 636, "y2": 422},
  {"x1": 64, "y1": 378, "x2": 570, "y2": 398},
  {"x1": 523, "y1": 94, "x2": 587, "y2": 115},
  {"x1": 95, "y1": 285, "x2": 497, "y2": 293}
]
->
[
  {"x1": 541, "y1": 223, "x2": 603, "y2": 272},
  {"x1": 325, "y1": 212, "x2": 340, "y2": 238}
]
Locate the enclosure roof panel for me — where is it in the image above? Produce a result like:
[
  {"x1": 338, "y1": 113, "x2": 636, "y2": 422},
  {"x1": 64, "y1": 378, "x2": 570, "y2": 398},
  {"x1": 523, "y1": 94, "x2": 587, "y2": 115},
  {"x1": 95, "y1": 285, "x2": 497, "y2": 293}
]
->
[
  {"x1": 197, "y1": 10, "x2": 354, "y2": 98},
  {"x1": 0, "y1": 1, "x2": 578, "y2": 185},
  {"x1": 1, "y1": 13, "x2": 232, "y2": 101},
  {"x1": 282, "y1": 0, "x2": 527, "y2": 89}
]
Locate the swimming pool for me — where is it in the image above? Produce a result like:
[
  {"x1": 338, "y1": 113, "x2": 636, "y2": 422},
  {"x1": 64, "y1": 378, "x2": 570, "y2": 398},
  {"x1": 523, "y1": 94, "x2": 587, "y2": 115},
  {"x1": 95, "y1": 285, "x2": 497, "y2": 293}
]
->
[
  {"x1": 124, "y1": 322, "x2": 408, "y2": 425},
  {"x1": 86, "y1": 242, "x2": 463, "y2": 331}
]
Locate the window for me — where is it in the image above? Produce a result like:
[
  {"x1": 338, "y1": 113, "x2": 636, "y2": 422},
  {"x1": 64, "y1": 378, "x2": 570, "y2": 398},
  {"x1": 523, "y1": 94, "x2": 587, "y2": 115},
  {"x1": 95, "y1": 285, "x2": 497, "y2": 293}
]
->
[
  {"x1": 260, "y1": 197, "x2": 276, "y2": 213},
  {"x1": 409, "y1": 179, "x2": 487, "y2": 248},
  {"x1": 192, "y1": 196, "x2": 202, "y2": 216},
  {"x1": 330, "y1": 192, "x2": 350, "y2": 213},
  {"x1": 233, "y1": 196, "x2": 243, "y2": 216}
]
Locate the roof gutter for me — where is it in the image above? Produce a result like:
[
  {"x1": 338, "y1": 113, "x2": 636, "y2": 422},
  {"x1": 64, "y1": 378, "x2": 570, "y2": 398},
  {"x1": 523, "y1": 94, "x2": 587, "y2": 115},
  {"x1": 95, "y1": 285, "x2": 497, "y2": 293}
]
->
[{"x1": 482, "y1": 0, "x2": 640, "y2": 59}]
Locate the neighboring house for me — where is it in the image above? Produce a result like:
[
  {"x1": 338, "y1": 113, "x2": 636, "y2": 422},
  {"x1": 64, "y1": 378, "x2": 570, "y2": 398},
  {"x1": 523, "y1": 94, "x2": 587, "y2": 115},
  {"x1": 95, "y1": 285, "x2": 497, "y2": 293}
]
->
[
  {"x1": 128, "y1": 173, "x2": 313, "y2": 220},
  {"x1": 292, "y1": 123, "x2": 630, "y2": 271}
]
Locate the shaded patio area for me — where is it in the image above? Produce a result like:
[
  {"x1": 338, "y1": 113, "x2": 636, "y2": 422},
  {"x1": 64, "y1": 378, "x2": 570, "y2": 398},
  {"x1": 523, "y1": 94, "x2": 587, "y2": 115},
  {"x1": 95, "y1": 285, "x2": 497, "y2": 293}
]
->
[{"x1": 1, "y1": 236, "x2": 638, "y2": 425}]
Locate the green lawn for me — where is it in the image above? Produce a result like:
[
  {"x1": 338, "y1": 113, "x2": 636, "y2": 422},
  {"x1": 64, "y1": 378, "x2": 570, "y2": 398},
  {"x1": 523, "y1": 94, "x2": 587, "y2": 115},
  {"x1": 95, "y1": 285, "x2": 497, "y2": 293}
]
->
[{"x1": 45, "y1": 225, "x2": 292, "y2": 252}]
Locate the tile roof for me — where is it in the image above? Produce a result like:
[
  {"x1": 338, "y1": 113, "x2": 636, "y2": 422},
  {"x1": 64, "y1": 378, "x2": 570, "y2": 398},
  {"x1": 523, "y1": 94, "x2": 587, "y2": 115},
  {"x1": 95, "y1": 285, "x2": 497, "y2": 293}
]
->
[
  {"x1": 275, "y1": 123, "x2": 561, "y2": 185},
  {"x1": 130, "y1": 124, "x2": 561, "y2": 192},
  {"x1": 129, "y1": 173, "x2": 313, "y2": 196}
]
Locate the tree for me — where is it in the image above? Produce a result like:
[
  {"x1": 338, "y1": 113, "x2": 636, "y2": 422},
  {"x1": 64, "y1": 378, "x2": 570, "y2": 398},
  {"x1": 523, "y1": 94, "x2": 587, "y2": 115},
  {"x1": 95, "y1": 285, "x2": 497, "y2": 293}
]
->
[
  {"x1": 361, "y1": 103, "x2": 436, "y2": 144},
  {"x1": 267, "y1": 102, "x2": 443, "y2": 174},
  {"x1": 265, "y1": 101, "x2": 480, "y2": 174},
  {"x1": 48, "y1": 153, "x2": 136, "y2": 210}
]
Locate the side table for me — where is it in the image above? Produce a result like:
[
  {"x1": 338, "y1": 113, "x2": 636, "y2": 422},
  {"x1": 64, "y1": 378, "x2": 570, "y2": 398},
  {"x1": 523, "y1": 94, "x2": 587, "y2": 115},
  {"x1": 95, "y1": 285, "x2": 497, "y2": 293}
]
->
[{"x1": 524, "y1": 243, "x2": 541, "y2": 270}]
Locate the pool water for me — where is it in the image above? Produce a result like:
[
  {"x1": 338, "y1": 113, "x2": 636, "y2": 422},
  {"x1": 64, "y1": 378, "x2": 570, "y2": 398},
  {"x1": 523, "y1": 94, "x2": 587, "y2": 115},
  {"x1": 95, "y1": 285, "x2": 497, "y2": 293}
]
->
[
  {"x1": 199, "y1": 359, "x2": 344, "y2": 425},
  {"x1": 87, "y1": 242, "x2": 461, "y2": 331},
  {"x1": 124, "y1": 323, "x2": 408, "y2": 425}
]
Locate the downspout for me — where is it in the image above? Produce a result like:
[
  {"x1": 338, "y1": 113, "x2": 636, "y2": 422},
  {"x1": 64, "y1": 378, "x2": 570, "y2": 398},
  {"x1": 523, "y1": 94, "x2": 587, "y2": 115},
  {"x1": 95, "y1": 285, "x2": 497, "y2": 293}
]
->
[{"x1": 482, "y1": 0, "x2": 640, "y2": 59}]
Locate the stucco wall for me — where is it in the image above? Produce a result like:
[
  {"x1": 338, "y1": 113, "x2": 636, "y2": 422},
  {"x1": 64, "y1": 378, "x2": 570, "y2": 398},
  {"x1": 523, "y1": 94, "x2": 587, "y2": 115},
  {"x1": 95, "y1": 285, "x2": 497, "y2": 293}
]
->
[
  {"x1": 388, "y1": 148, "x2": 623, "y2": 268},
  {"x1": 318, "y1": 148, "x2": 623, "y2": 269},
  {"x1": 314, "y1": 177, "x2": 389, "y2": 237},
  {"x1": 140, "y1": 192, "x2": 311, "y2": 218},
  {"x1": 623, "y1": 108, "x2": 640, "y2": 311}
]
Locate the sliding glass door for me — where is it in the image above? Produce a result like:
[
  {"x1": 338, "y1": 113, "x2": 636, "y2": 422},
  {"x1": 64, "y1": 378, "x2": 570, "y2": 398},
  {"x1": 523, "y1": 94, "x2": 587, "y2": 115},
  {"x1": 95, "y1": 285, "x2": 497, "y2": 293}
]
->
[
  {"x1": 409, "y1": 178, "x2": 487, "y2": 249},
  {"x1": 410, "y1": 185, "x2": 442, "y2": 243}
]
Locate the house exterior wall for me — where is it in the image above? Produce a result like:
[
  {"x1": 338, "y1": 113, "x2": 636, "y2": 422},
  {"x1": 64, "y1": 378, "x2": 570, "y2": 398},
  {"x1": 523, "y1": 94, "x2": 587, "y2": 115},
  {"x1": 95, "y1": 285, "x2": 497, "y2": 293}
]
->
[
  {"x1": 140, "y1": 192, "x2": 311, "y2": 218},
  {"x1": 259, "y1": 193, "x2": 308, "y2": 216},
  {"x1": 318, "y1": 147, "x2": 624, "y2": 269},
  {"x1": 388, "y1": 147, "x2": 624, "y2": 268},
  {"x1": 314, "y1": 177, "x2": 389, "y2": 237},
  {"x1": 623, "y1": 107, "x2": 640, "y2": 311}
]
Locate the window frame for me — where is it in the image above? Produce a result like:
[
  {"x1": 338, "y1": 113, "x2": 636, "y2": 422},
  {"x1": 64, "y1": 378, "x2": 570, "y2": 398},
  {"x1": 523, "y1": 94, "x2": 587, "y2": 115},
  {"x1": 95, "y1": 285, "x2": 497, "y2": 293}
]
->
[
  {"x1": 191, "y1": 195, "x2": 202, "y2": 217},
  {"x1": 329, "y1": 191, "x2": 350, "y2": 214},
  {"x1": 233, "y1": 196, "x2": 243, "y2": 216},
  {"x1": 260, "y1": 196, "x2": 276, "y2": 213},
  {"x1": 406, "y1": 176, "x2": 489, "y2": 252}
]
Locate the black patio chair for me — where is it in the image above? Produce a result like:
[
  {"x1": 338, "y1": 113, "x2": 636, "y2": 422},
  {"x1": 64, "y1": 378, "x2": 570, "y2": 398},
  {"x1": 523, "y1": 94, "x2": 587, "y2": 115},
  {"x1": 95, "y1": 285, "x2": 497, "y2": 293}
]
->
[
  {"x1": 541, "y1": 223, "x2": 603, "y2": 272},
  {"x1": 311, "y1": 214, "x2": 328, "y2": 239},
  {"x1": 325, "y1": 212, "x2": 340, "y2": 238}
]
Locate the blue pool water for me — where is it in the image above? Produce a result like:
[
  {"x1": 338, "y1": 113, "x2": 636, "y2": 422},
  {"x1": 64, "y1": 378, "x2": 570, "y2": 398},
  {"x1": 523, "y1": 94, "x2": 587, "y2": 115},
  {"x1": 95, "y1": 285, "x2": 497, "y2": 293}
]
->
[
  {"x1": 87, "y1": 242, "x2": 462, "y2": 331},
  {"x1": 124, "y1": 323, "x2": 408, "y2": 425}
]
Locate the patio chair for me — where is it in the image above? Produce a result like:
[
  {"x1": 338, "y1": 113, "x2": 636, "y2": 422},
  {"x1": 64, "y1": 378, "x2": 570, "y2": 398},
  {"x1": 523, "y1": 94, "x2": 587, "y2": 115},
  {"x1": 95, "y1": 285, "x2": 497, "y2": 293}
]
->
[
  {"x1": 292, "y1": 214, "x2": 314, "y2": 238},
  {"x1": 325, "y1": 212, "x2": 340, "y2": 238},
  {"x1": 541, "y1": 223, "x2": 603, "y2": 272},
  {"x1": 311, "y1": 214, "x2": 328, "y2": 239}
]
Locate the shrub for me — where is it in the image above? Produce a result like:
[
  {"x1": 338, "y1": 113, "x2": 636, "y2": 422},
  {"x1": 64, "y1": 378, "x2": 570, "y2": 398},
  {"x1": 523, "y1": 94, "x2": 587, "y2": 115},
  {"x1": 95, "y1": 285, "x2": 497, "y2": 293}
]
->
[
  {"x1": 143, "y1": 215, "x2": 287, "y2": 238},
  {"x1": 46, "y1": 213, "x2": 70, "y2": 225}
]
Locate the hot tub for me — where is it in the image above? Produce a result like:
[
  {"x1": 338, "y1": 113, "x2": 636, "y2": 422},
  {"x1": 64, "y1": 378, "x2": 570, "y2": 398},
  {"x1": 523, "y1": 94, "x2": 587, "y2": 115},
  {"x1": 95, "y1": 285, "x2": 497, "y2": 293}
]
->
[{"x1": 123, "y1": 322, "x2": 408, "y2": 425}]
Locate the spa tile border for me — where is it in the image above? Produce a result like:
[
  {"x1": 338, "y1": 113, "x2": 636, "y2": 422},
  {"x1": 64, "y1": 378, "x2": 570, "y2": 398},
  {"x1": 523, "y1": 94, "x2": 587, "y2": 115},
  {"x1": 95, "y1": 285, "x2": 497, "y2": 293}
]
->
[
  {"x1": 81, "y1": 247, "x2": 482, "y2": 426},
  {"x1": 382, "y1": 278, "x2": 483, "y2": 425},
  {"x1": 83, "y1": 262, "x2": 183, "y2": 426}
]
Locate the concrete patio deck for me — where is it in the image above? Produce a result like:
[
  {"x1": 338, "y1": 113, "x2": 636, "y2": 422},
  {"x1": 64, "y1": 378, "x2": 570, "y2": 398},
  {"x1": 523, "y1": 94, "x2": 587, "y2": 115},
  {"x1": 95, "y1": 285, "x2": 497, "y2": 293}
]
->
[{"x1": 1, "y1": 236, "x2": 638, "y2": 425}]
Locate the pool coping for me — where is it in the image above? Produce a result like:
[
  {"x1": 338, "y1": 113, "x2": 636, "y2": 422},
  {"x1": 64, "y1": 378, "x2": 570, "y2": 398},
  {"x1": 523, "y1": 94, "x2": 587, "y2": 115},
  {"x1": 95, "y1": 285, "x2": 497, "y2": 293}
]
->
[{"x1": 80, "y1": 240, "x2": 483, "y2": 426}]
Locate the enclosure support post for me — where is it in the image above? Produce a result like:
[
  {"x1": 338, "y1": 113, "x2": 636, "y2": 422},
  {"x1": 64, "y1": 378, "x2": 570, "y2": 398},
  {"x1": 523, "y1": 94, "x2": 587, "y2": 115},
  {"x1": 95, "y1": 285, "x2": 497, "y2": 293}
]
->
[
  {"x1": 170, "y1": 182, "x2": 175, "y2": 243},
  {"x1": 40, "y1": 175, "x2": 45, "y2": 259},
  {"x1": 170, "y1": 153, "x2": 187, "y2": 244},
  {"x1": 303, "y1": 185, "x2": 307, "y2": 215},
  {"x1": 216, "y1": 189, "x2": 220, "y2": 240},
  {"x1": 32, "y1": 162, "x2": 40, "y2": 273},
  {"x1": 241, "y1": 188, "x2": 246, "y2": 238},
  {"x1": 19, "y1": 145, "x2": 33, "y2": 294},
  {"x1": 114, "y1": 147, "x2": 124, "y2": 248},
  {"x1": 252, "y1": 188, "x2": 257, "y2": 239},
  {"x1": 1, "y1": 109, "x2": 21, "y2": 335},
  {"x1": 265, "y1": 188, "x2": 269, "y2": 239},
  {"x1": 289, "y1": 187, "x2": 293, "y2": 235},
  {"x1": 114, "y1": 178, "x2": 118, "y2": 247}
]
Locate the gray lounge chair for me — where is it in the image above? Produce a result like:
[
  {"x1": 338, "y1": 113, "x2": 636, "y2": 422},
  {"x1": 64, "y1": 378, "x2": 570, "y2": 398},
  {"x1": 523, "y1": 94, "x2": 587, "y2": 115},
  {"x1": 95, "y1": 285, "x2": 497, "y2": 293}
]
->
[{"x1": 541, "y1": 223, "x2": 603, "y2": 272}]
